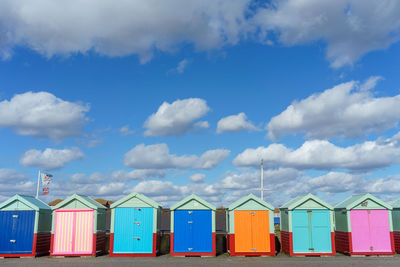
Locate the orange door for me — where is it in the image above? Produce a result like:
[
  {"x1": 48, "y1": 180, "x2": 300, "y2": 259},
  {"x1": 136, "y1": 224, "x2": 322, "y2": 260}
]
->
[{"x1": 234, "y1": 210, "x2": 270, "y2": 252}]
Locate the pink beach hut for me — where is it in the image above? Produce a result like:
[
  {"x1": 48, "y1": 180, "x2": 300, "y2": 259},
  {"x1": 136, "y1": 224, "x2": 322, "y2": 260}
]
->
[
  {"x1": 50, "y1": 194, "x2": 107, "y2": 257},
  {"x1": 334, "y1": 193, "x2": 394, "y2": 255}
]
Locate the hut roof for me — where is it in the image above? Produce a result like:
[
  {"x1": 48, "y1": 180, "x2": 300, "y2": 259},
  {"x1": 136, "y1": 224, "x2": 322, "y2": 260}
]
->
[
  {"x1": 335, "y1": 193, "x2": 392, "y2": 210},
  {"x1": 170, "y1": 194, "x2": 216, "y2": 211},
  {"x1": 0, "y1": 194, "x2": 51, "y2": 211},
  {"x1": 280, "y1": 193, "x2": 333, "y2": 210},
  {"x1": 110, "y1": 192, "x2": 161, "y2": 209},
  {"x1": 228, "y1": 193, "x2": 274, "y2": 211},
  {"x1": 52, "y1": 193, "x2": 106, "y2": 210}
]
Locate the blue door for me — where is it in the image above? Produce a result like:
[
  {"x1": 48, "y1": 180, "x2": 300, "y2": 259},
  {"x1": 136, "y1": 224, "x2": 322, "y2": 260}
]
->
[
  {"x1": 0, "y1": 211, "x2": 35, "y2": 254},
  {"x1": 174, "y1": 210, "x2": 212, "y2": 253},
  {"x1": 292, "y1": 210, "x2": 331, "y2": 253},
  {"x1": 113, "y1": 207, "x2": 153, "y2": 253}
]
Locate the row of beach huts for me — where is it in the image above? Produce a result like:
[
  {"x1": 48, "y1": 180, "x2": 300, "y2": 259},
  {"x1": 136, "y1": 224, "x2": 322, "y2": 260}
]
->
[{"x1": 1, "y1": 192, "x2": 400, "y2": 258}]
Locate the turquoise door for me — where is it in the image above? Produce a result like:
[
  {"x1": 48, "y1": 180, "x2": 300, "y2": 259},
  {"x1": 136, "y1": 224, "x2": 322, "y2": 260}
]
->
[
  {"x1": 113, "y1": 207, "x2": 154, "y2": 253},
  {"x1": 292, "y1": 210, "x2": 331, "y2": 253}
]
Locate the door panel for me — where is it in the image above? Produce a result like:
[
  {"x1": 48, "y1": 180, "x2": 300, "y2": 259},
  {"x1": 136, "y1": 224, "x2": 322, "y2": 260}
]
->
[
  {"x1": 310, "y1": 210, "x2": 331, "y2": 252},
  {"x1": 369, "y1": 210, "x2": 391, "y2": 252},
  {"x1": 173, "y1": 210, "x2": 191, "y2": 252},
  {"x1": 252, "y1": 210, "x2": 270, "y2": 252},
  {"x1": 53, "y1": 211, "x2": 74, "y2": 254},
  {"x1": 132, "y1": 207, "x2": 153, "y2": 253},
  {"x1": 192, "y1": 210, "x2": 212, "y2": 252},
  {"x1": 0, "y1": 211, "x2": 35, "y2": 254},
  {"x1": 234, "y1": 211, "x2": 252, "y2": 252},
  {"x1": 350, "y1": 210, "x2": 371, "y2": 252},
  {"x1": 114, "y1": 208, "x2": 135, "y2": 253},
  {"x1": 74, "y1": 211, "x2": 93, "y2": 254},
  {"x1": 292, "y1": 210, "x2": 310, "y2": 253}
]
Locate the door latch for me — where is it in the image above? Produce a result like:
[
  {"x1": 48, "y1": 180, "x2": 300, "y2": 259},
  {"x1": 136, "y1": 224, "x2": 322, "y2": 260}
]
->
[
  {"x1": 250, "y1": 212, "x2": 256, "y2": 215},
  {"x1": 133, "y1": 221, "x2": 141, "y2": 225},
  {"x1": 135, "y1": 208, "x2": 142, "y2": 211},
  {"x1": 188, "y1": 221, "x2": 193, "y2": 224},
  {"x1": 12, "y1": 215, "x2": 18, "y2": 218},
  {"x1": 309, "y1": 248, "x2": 314, "y2": 251},
  {"x1": 10, "y1": 240, "x2": 16, "y2": 243},
  {"x1": 188, "y1": 211, "x2": 193, "y2": 214},
  {"x1": 188, "y1": 248, "x2": 193, "y2": 251},
  {"x1": 370, "y1": 246, "x2": 374, "y2": 251},
  {"x1": 251, "y1": 248, "x2": 257, "y2": 251},
  {"x1": 132, "y1": 237, "x2": 141, "y2": 240}
]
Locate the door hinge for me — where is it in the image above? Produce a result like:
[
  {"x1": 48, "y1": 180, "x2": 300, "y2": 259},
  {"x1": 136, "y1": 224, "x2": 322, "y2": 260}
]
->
[
  {"x1": 133, "y1": 221, "x2": 141, "y2": 225},
  {"x1": 307, "y1": 211, "x2": 312, "y2": 214},
  {"x1": 188, "y1": 248, "x2": 193, "y2": 251},
  {"x1": 132, "y1": 237, "x2": 141, "y2": 240},
  {"x1": 10, "y1": 240, "x2": 16, "y2": 243},
  {"x1": 188, "y1": 211, "x2": 193, "y2": 214},
  {"x1": 251, "y1": 248, "x2": 257, "y2": 251},
  {"x1": 309, "y1": 248, "x2": 314, "y2": 251},
  {"x1": 135, "y1": 208, "x2": 142, "y2": 211},
  {"x1": 12, "y1": 215, "x2": 18, "y2": 218},
  {"x1": 250, "y1": 212, "x2": 256, "y2": 215},
  {"x1": 188, "y1": 221, "x2": 193, "y2": 224}
]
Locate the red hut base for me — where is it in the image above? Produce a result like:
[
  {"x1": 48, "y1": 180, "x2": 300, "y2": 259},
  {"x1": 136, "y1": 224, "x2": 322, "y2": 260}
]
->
[
  {"x1": 335, "y1": 231, "x2": 395, "y2": 255},
  {"x1": 109, "y1": 233, "x2": 159, "y2": 257},
  {"x1": 0, "y1": 232, "x2": 51, "y2": 258},
  {"x1": 395, "y1": 231, "x2": 400, "y2": 253},
  {"x1": 170, "y1": 232, "x2": 216, "y2": 256},
  {"x1": 50, "y1": 232, "x2": 106, "y2": 257},
  {"x1": 228, "y1": 233, "x2": 275, "y2": 256},
  {"x1": 281, "y1": 231, "x2": 336, "y2": 256}
]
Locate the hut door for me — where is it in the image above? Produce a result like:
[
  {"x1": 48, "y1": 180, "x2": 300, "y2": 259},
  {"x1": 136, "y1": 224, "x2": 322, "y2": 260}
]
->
[
  {"x1": 234, "y1": 210, "x2": 270, "y2": 252},
  {"x1": 132, "y1": 207, "x2": 153, "y2": 253},
  {"x1": 292, "y1": 210, "x2": 331, "y2": 253},
  {"x1": 53, "y1": 210, "x2": 93, "y2": 254},
  {"x1": 174, "y1": 210, "x2": 212, "y2": 253},
  {"x1": 0, "y1": 211, "x2": 35, "y2": 254},
  {"x1": 351, "y1": 210, "x2": 391, "y2": 252}
]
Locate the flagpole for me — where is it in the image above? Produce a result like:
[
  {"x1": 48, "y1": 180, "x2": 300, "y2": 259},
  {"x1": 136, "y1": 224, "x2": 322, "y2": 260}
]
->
[
  {"x1": 36, "y1": 170, "x2": 41, "y2": 199},
  {"x1": 261, "y1": 159, "x2": 264, "y2": 201}
]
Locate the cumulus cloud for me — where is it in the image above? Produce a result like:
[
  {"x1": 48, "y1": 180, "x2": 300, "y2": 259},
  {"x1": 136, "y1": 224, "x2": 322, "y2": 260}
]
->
[
  {"x1": 111, "y1": 169, "x2": 166, "y2": 182},
  {"x1": 253, "y1": 0, "x2": 400, "y2": 68},
  {"x1": 124, "y1": 143, "x2": 230, "y2": 170},
  {"x1": 0, "y1": 169, "x2": 28, "y2": 184},
  {"x1": 267, "y1": 77, "x2": 400, "y2": 140},
  {"x1": 0, "y1": 91, "x2": 89, "y2": 139},
  {"x1": 190, "y1": 173, "x2": 206, "y2": 183},
  {"x1": 217, "y1": 112, "x2": 259, "y2": 133},
  {"x1": 176, "y1": 59, "x2": 189, "y2": 74},
  {"x1": 144, "y1": 98, "x2": 210, "y2": 136},
  {"x1": 234, "y1": 132, "x2": 400, "y2": 171},
  {"x1": 20, "y1": 147, "x2": 84, "y2": 170},
  {"x1": 119, "y1": 125, "x2": 135, "y2": 136},
  {"x1": 0, "y1": 0, "x2": 250, "y2": 62}
]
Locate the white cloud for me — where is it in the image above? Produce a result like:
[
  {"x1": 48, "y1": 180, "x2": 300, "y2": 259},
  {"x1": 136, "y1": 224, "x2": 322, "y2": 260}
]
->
[
  {"x1": 0, "y1": 91, "x2": 89, "y2": 140},
  {"x1": 124, "y1": 143, "x2": 230, "y2": 170},
  {"x1": 20, "y1": 147, "x2": 84, "y2": 171},
  {"x1": 0, "y1": 0, "x2": 250, "y2": 62},
  {"x1": 144, "y1": 98, "x2": 210, "y2": 136},
  {"x1": 234, "y1": 132, "x2": 400, "y2": 171},
  {"x1": 111, "y1": 169, "x2": 166, "y2": 182},
  {"x1": 176, "y1": 59, "x2": 189, "y2": 74},
  {"x1": 217, "y1": 112, "x2": 258, "y2": 133},
  {"x1": 267, "y1": 77, "x2": 400, "y2": 140},
  {"x1": 253, "y1": 1, "x2": 400, "y2": 68},
  {"x1": 190, "y1": 173, "x2": 206, "y2": 183},
  {"x1": 120, "y1": 125, "x2": 135, "y2": 136},
  {"x1": 0, "y1": 169, "x2": 28, "y2": 184}
]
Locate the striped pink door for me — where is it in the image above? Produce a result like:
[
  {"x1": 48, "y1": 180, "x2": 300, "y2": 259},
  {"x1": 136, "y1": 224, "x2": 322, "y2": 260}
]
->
[
  {"x1": 350, "y1": 210, "x2": 391, "y2": 252},
  {"x1": 53, "y1": 210, "x2": 94, "y2": 255}
]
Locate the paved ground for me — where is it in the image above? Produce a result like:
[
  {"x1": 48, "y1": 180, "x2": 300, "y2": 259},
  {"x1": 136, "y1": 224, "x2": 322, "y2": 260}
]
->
[{"x1": 1, "y1": 253, "x2": 400, "y2": 267}]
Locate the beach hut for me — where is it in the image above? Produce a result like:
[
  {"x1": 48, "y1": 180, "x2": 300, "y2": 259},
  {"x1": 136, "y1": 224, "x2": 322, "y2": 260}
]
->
[
  {"x1": 109, "y1": 192, "x2": 162, "y2": 257},
  {"x1": 50, "y1": 194, "x2": 107, "y2": 257},
  {"x1": 170, "y1": 194, "x2": 216, "y2": 256},
  {"x1": 335, "y1": 193, "x2": 394, "y2": 255},
  {"x1": 227, "y1": 194, "x2": 275, "y2": 256},
  {"x1": 392, "y1": 198, "x2": 400, "y2": 253},
  {"x1": 280, "y1": 193, "x2": 335, "y2": 256},
  {"x1": 0, "y1": 195, "x2": 51, "y2": 257}
]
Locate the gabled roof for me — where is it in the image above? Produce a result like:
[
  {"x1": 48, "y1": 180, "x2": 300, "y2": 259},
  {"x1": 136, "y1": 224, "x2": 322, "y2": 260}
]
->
[
  {"x1": 392, "y1": 198, "x2": 400, "y2": 208},
  {"x1": 228, "y1": 193, "x2": 274, "y2": 211},
  {"x1": 335, "y1": 193, "x2": 392, "y2": 210},
  {"x1": 110, "y1": 192, "x2": 162, "y2": 209},
  {"x1": 0, "y1": 194, "x2": 51, "y2": 211},
  {"x1": 52, "y1": 193, "x2": 106, "y2": 210},
  {"x1": 170, "y1": 194, "x2": 216, "y2": 211},
  {"x1": 280, "y1": 193, "x2": 333, "y2": 210}
]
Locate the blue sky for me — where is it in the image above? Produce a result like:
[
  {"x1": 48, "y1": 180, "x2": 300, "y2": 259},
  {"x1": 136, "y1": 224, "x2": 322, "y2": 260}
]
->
[{"x1": 1, "y1": 1, "x2": 400, "y2": 207}]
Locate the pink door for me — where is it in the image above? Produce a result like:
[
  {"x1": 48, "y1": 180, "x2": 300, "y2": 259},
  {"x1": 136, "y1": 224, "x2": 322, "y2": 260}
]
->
[
  {"x1": 53, "y1": 210, "x2": 94, "y2": 255},
  {"x1": 350, "y1": 210, "x2": 391, "y2": 253}
]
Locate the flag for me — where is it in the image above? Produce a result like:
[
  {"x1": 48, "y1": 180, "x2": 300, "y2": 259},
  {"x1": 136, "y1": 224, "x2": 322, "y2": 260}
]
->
[
  {"x1": 42, "y1": 187, "x2": 49, "y2": 195},
  {"x1": 41, "y1": 173, "x2": 53, "y2": 186}
]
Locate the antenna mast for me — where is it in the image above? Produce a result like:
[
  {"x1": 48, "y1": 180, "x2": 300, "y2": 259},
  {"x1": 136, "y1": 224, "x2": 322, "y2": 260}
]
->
[{"x1": 260, "y1": 159, "x2": 264, "y2": 200}]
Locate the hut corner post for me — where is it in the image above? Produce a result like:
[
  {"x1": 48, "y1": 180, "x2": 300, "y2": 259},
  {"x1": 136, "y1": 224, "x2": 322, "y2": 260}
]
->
[{"x1": 36, "y1": 170, "x2": 41, "y2": 199}]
